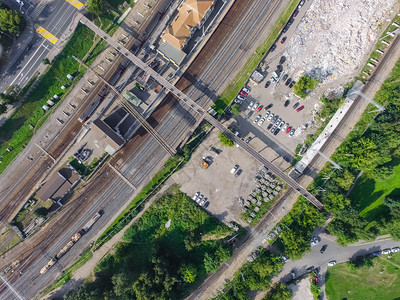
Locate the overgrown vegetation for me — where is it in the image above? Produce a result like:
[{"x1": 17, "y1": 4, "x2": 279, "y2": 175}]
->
[
  {"x1": 264, "y1": 283, "x2": 292, "y2": 300},
  {"x1": 214, "y1": 250, "x2": 284, "y2": 299},
  {"x1": 293, "y1": 75, "x2": 319, "y2": 99},
  {"x1": 65, "y1": 187, "x2": 233, "y2": 299},
  {"x1": 218, "y1": 132, "x2": 234, "y2": 147},
  {"x1": 325, "y1": 252, "x2": 400, "y2": 299}
]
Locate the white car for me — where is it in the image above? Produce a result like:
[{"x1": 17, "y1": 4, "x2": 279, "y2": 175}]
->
[
  {"x1": 310, "y1": 236, "x2": 320, "y2": 247},
  {"x1": 382, "y1": 248, "x2": 392, "y2": 255},
  {"x1": 276, "y1": 117, "x2": 282, "y2": 125},
  {"x1": 230, "y1": 164, "x2": 239, "y2": 174},
  {"x1": 252, "y1": 102, "x2": 259, "y2": 111},
  {"x1": 234, "y1": 98, "x2": 242, "y2": 104},
  {"x1": 289, "y1": 128, "x2": 295, "y2": 137},
  {"x1": 237, "y1": 95, "x2": 246, "y2": 101},
  {"x1": 328, "y1": 261, "x2": 336, "y2": 267},
  {"x1": 282, "y1": 123, "x2": 289, "y2": 132},
  {"x1": 253, "y1": 115, "x2": 261, "y2": 124},
  {"x1": 248, "y1": 101, "x2": 254, "y2": 110},
  {"x1": 267, "y1": 113, "x2": 274, "y2": 121},
  {"x1": 199, "y1": 198, "x2": 207, "y2": 206},
  {"x1": 392, "y1": 247, "x2": 400, "y2": 253},
  {"x1": 196, "y1": 195, "x2": 203, "y2": 203},
  {"x1": 192, "y1": 192, "x2": 200, "y2": 201},
  {"x1": 258, "y1": 117, "x2": 265, "y2": 126},
  {"x1": 264, "y1": 111, "x2": 270, "y2": 118},
  {"x1": 242, "y1": 87, "x2": 250, "y2": 94}
]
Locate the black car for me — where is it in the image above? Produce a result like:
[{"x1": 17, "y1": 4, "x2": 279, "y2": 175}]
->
[
  {"x1": 284, "y1": 99, "x2": 290, "y2": 107},
  {"x1": 265, "y1": 103, "x2": 273, "y2": 110},
  {"x1": 245, "y1": 137, "x2": 252, "y2": 144},
  {"x1": 320, "y1": 244, "x2": 328, "y2": 254},
  {"x1": 283, "y1": 156, "x2": 290, "y2": 162},
  {"x1": 203, "y1": 201, "x2": 210, "y2": 209},
  {"x1": 306, "y1": 266, "x2": 315, "y2": 273},
  {"x1": 277, "y1": 64, "x2": 283, "y2": 72},
  {"x1": 265, "y1": 80, "x2": 271, "y2": 88},
  {"x1": 274, "y1": 128, "x2": 280, "y2": 136},
  {"x1": 289, "y1": 81, "x2": 295, "y2": 88},
  {"x1": 282, "y1": 74, "x2": 288, "y2": 81},
  {"x1": 293, "y1": 9, "x2": 299, "y2": 17},
  {"x1": 280, "y1": 56, "x2": 286, "y2": 64},
  {"x1": 285, "y1": 78, "x2": 292, "y2": 86},
  {"x1": 287, "y1": 18, "x2": 294, "y2": 26},
  {"x1": 292, "y1": 102, "x2": 300, "y2": 109},
  {"x1": 267, "y1": 123, "x2": 273, "y2": 130},
  {"x1": 282, "y1": 25, "x2": 289, "y2": 33},
  {"x1": 270, "y1": 44, "x2": 277, "y2": 52},
  {"x1": 235, "y1": 169, "x2": 242, "y2": 178}
]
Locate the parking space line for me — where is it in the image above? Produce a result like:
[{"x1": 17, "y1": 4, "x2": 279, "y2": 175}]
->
[
  {"x1": 66, "y1": 0, "x2": 84, "y2": 10},
  {"x1": 35, "y1": 25, "x2": 58, "y2": 44}
]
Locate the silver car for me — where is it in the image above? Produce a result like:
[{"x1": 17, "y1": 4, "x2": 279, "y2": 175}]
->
[
  {"x1": 282, "y1": 123, "x2": 289, "y2": 132},
  {"x1": 267, "y1": 113, "x2": 274, "y2": 121},
  {"x1": 248, "y1": 100, "x2": 254, "y2": 110},
  {"x1": 264, "y1": 111, "x2": 270, "y2": 118},
  {"x1": 258, "y1": 117, "x2": 265, "y2": 126},
  {"x1": 276, "y1": 117, "x2": 282, "y2": 125},
  {"x1": 252, "y1": 102, "x2": 259, "y2": 111},
  {"x1": 254, "y1": 115, "x2": 261, "y2": 123},
  {"x1": 289, "y1": 128, "x2": 295, "y2": 137}
]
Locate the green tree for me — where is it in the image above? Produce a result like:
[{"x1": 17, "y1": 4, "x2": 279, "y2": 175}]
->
[
  {"x1": 204, "y1": 252, "x2": 220, "y2": 273},
  {"x1": 323, "y1": 192, "x2": 350, "y2": 213},
  {"x1": 231, "y1": 103, "x2": 241, "y2": 115},
  {"x1": 0, "y1": 8, "x2": 24, "y2": 34},
  {"x1": 281, "y1": 229, "x2": 309, "y2": 260},
  {"x1": 0, "y1": 103, "x2": 6, "y2": 115},
  {"x1": 333, "y1": 169, "x2": 355, "y2": 190},
  {"x1": 293, "y1": 76, "x2": 319, "y2": 98},
  {"x1": 86, "y1": 0, "x2": 105, "y2": 15},
  {"x1": 112, "y1": 273, "x2": 131, "y2": 297},
  {"x1": 179, "y1": 264, "x2": 197, "y2": 283},
  {"x1": 218, "y1": 132, "x2": 234, "y2": 147},
  {"x1": 246, "y1": 253, "x2": 283, "y2": 290},
  {"x1": 34, "y1": 207, "x2": 48, "y2": 218},
  {"x1": 310, "y1": 282, "x2": 321, "y2": 298},
  {"x1": 384, "y1": 197, "x2": 400, "y2": 217},
  {"x1": 216, "y1": 245, "x2": 231, "y2": 262},
  {"x1": 265, "y1": 283, "x2": 292, "y2": 300},
  {"x1": 371, "y1": 166, "x2": 395, "y2": 181},
  {"x1": 42, "y1": 58, "x2": 51, "y2": 65}
]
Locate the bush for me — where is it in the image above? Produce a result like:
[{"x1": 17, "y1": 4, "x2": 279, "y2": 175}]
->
[
  {"x1": 293, "y1": 76, "x2": 319, "y2": 98},
  {"x1": 34, "y1": 207, "x2": 48, "y2": 218},
  {"x1": 231, "y1": 103, "x2": 241, "y2": 116},
  {"x1": 218, "y1": 132, "x2": 234, "y2": 147}
]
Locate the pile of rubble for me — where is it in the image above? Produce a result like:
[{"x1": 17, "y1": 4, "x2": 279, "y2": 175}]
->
[{"x1": 286, "y1": 0, "x2": 397, "y2": 83}]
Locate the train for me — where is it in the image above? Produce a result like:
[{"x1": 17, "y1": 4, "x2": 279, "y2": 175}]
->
[{"x1": 39, "y1": 212, "x2": 102, "y2": 275}]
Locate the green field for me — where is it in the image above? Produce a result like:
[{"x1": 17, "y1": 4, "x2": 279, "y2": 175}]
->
[
  {"x1": 325, "y1": 252, "x2": 400, "y2": 300},
  {"x1": 349, "y1": 160, "x2": 400, "y2": 221}
]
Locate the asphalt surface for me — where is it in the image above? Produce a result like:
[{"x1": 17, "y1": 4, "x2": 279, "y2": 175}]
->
[{"x1": 0, "y1": 0, "x2": 82, "y2": 92}]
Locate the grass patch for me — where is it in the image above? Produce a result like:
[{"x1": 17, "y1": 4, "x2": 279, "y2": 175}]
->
[
  {"x1": 325, "y1": 252, "x2": 400, "y2": 300},
  {"x1": 349, "y1": 160, "x2": 400, "y2": 220},
  {"x1": 212, "y1": 0, "x2": 299, "y2": 113}
]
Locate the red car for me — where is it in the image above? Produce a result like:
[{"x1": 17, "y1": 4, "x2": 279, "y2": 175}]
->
[
  {"x1": 296, "y1": 105, "x2": 304, "y2": 112},
  {"x1": 280, "y1": 36, "x2": 287, "y2": 44},
  {"x1": 240, "y1": 87, "x2": 250, "y2": 96},
  {"x1": 285, "y1": 127, "x2": 291, "y2": 134},
  {"x1": 315, "y1": 276, "x2": 319, "y2": 284},
  {"x1": 256, "y1": 105, "x2": 262, "y2": 112}
]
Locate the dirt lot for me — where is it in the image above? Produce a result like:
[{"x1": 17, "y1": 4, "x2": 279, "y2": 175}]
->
[
  {"x1": 288, "y1": 277, "x2": 314, "y2": 300},
  {"x1": 171, "y1": 129, "x2": 268, "y2": 227}
]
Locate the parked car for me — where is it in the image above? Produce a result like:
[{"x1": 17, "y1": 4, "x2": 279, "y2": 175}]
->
[
  {"x1": 392, "y1": 247, "x2": 400, "y2": 253},
  {"x1": 267, "y1": 123, "x2": 273, "y2": 130},
  {"x1": 265, "y1": 103, "x2": 273, "y2": 110},
  {"x1": 280, "y1": 36, "x2": 287, "y2": 44},
  {"x1": 230, "y1": 164, "x2": 239, "y2": 174},
  {"x1": 276, "y1": 117, "x2": 282, "y2": 125},
  {"x1": 280, "y1": 56, "x2": 286, "y2": 64},
  {"x1": 248, "y1": 100, "x2": 255, "y2": 109},
  {"x1": 196, "y1": 194, "x2": 203, "y2": 203},
  {"x1": 270, "y1": 125, "x2": 277, "y2": 133},
  {"x1": 298, "y1": 0, "x2": 306, "y2": 8},
  {"x1": 282, "y1": 74, "x2": 288, "y2": 81},
  {"x1": 285, "y1": 126, "x2": 291, "y2": 134},
  {"x1": 296, "y1": 105, "x2": 305, "y2": 112},
  {"x1": 258, "y1": 117, "x2": 265, "y2": 126},
  {"x1": 265, "y1": 80, "x2": 271, "y2": 88},
  {"x1": 234, "y1": 98, "x2": 242, "y2": 104},
  {"x1": 274, "y1": 128, "x2": 280, "y2": 136},
  {"x1": 283, "y1": 156, "x2": 290, "y2": 162},
  {"x1": 235, "y1": 169, "x2": 242, "y2": 178},
  {"x1": 270, "y1": 44, "x2": 277, "y2": 52},
  {"x1": 292, "y1": 102, "x2": 300, "y2": 109},
  {"x1": 277, "y1": 64, "x2": 283, "y2": 72},
  {"x1": 289, "y1": 128, "x2": 295, "y2": 137},
  {"x1": 264, "y1": 111, "x2": 270, "y2": 118},
  {"x1": 310, "y1": 236, "x2": 320, "y2": 247},
  {"x1": 289, "y1": 81, "x2": 295, "y2": 88},
  {"x1": 372, "y1": 251, "x2": 382, "y2": 257},
  {"x1": 192, "y1": 192, "x2": 200, "y2": 201},
  {"x1": 327, "y1": 261, "x2": 336, "y2": 267},
  {"x1": 314, "y1": 276, "x2": 319, "y2": 284},
  {"x1": 282, "y1": 25, "x2": 289, "y2": 33},
  {"x1": 291, "y1": 271, "x2": 296, "y2": 279},
  {"x1": 267, "y1": 113, "x2": 274, "y2": 121},
  {"x1": 199, "y1": 198, "x2": 207, "y2": 206},
  {"x1": 306, "y1": 266, "x2": 315, "y2": 273},
  {"x1": 254, "y1": 115, "x2": 261, "y2": 124},
  {"x1": 285, "y1": 78, "x2": 292, "y2": 86},
  {"x1": 287, "y1": 18, "x2": 294, "y2": 26},
  {"x1": 245, "y1": 137, "x2": 252, "y2": 144},
  {"x1": 203, "y1": 201, "x2": 210, "y2": 208},
  {"x1": 284, "y1": 99, "x2": 290, "y2": 107},
  {"x1": 282, "y1": 123, "x2": 289, "y2": 132},
  {"x1": 320, "y1": 244, "x2": 327, "y2": 254},
  {"x1": 256, "y1": 105, "x2": 263, "y2": 112},
  {"x1": 272, "y1": 115, "x2": 279, "y2": 123},
  {"x1": 237, "y1": 95, "x2": 246, "y2": 101},
  {"x1": 293, "y1": 9, "x2": 299, "y2": 17},
  {"x1": 278, "y1": 121, "x2": 285, "y2": 128},
  {"x1": 240, "y1": 88, "x2": 250, "y2": 96},
  {"x1": 252, "y1": 102, "x2": 259, "y2": 111},
  {"x1": 382, "y1": 248, "x2": 392, "y2": 255}
]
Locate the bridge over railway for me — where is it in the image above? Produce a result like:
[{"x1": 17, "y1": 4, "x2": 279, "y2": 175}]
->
[{"x1": 78, "y1": 14, "x2": 324, "y2": 211}]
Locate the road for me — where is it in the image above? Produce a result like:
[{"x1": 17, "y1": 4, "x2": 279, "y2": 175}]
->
[
  {"x1": 0, "y1": 0, "x2": 83, "y2": 92},
  {"x1": 271, "y1": 233, "x2": 399, "y2": 300},
  {"x1": 0, "y1": 0, "x2": 314, "y2": 298}
]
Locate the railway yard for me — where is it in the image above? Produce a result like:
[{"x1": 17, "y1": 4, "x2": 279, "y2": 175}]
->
[{"x1": 0, "y1": 0, "x2": 399, "y2": 298}]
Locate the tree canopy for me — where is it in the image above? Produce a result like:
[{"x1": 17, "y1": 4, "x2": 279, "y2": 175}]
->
[
  {"x1": 0, "y1": 8, "x2": 24, "y2": 34},
  {"x1": 293, "y1": 75, "x2": 319, "y2": 98},
  {"x1": 86, "y1": 0, "x2": 105, "y2": 15},
  {"x1": 218, "y1": 132, "x2": 234, "y2": 147}
]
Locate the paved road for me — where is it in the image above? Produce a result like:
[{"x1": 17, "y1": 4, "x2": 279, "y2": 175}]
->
[
  {"x1": 272, "y1": 232, "x2": 399, "y2": 300},
  {"x1": 0, "y1": 0, "x2": 82, "y2": 92}
]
